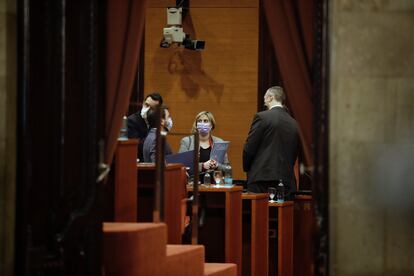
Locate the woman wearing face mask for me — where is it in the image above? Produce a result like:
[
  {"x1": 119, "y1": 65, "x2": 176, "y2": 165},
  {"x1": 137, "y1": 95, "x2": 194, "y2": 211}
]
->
[{"x1": 178, "y1": 111, "x2": 229, "y2": 180}]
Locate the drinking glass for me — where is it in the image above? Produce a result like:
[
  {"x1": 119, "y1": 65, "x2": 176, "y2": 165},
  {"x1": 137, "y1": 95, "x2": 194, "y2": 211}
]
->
[
  {"x1": 268, "y1": 187, "x2": 276, "y2": 203},
  {"x1": 213, "y1": 171, "x2": 223, "y2": 185}
]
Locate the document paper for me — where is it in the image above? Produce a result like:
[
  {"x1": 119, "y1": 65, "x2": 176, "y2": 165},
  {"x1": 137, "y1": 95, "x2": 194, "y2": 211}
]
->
[{"x1": 210, "y1": 141, "x2": 230, "y2": 164}]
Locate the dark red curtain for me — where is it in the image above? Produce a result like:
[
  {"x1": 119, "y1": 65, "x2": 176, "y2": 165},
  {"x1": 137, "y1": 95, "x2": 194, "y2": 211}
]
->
[
  {"x1": 105, "y1": 0, "x2": 146, "y2": 165},
  {"x1": 263, "y1": 0, "x2": 314, "y2": 166}
]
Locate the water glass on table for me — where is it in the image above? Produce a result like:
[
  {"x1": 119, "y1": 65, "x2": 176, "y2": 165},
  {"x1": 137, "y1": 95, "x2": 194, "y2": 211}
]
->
[
  {"x1": 203, "y1": 171, "x2": 211, "y2": 185},
  {"x1": 213, "y1": 170, "x2": 223, "y2": 185},
  {"x1": 268, "y1": 187, "x2": 276, "y2": 203}
]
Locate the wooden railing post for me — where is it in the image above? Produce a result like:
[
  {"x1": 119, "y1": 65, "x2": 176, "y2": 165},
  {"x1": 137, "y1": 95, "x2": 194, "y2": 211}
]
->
[{"x1": 191, "y1": 133, "x2": 199, "y2": 245}]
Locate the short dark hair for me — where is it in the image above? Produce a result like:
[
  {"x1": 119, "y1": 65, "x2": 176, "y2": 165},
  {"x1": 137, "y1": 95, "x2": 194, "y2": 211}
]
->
[
  {"x1": 145, "y1": 92, "x2": 163, "y2": 105},
  {"x1": 147, "y1": 105, "x2": 168, "y2": 128},
  {"x1": 267, "y1": 86, "x2": 285, "y2": 103}
]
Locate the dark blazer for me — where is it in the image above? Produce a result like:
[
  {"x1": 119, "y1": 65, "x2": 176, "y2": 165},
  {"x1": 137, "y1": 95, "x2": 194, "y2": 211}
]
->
[
  {"x1": 243, "y1": 106, "x2": 299, "y2": 192},
  {"x1": 143, "y1": 128, "x2": 173, "y2": 163},
  {"x1": 127, "y1": 110, "x2": 149, "y2": 161}
]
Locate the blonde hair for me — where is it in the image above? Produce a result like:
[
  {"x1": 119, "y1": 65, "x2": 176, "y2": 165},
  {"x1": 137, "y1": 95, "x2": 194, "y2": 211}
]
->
[{"x1": 191, "y1": 111, "x2": 216, "y2": 133}]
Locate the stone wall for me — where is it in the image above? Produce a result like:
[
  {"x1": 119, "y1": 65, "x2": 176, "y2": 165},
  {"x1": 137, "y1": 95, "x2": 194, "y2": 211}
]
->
[{"x1": 329, "y1": 1, "x2": 414, "y2": 275}]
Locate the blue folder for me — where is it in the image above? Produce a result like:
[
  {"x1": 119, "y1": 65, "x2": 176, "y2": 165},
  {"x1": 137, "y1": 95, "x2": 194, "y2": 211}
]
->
[
  {"x1": 165, "y1": 150, "x2": 195, "y2": 175},
  {"x1": 210, "y1": 141, "x2": 230, "y2": 164}
]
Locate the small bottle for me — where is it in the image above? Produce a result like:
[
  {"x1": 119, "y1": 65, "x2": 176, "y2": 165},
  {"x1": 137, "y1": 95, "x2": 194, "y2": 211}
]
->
[
  {"x1": 276, "y1": 179, "x2": 284, "y2": 203},
  {"x1": 118, "y1": 116, "x2": 128, "y2": 140},
  {"x1": 224, "y1": 163, "x2": 233, "y2": 186},
  {"x1": 204, "y1": 172, "x2": 211, "y2": 185}
]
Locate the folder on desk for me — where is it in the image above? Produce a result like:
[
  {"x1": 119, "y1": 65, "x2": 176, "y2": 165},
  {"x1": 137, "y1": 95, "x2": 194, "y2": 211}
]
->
[
  {"x1": 165, "y1": 150, "x2": 195, "y2": 174},
  {"x1": 210, "y1": 141, "x2": 230, "y2": 164}
]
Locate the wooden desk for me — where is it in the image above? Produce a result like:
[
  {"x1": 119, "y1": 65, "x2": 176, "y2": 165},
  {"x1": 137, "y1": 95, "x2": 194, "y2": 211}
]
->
[
  {"x1": 269, "y1": 201, "x2": 294, "y2": 276},
  {"x1": 188, "y1": 185, "x2": 242, "y2": 276},
  {"x1": 241, "y1": 193, "x2": 268, "y2": 276},
  {"x1": 137, "y1": 163, "x2": 187, "y2": 244}
]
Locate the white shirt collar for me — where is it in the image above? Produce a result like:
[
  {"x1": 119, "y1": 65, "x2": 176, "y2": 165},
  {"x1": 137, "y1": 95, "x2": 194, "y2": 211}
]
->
[{"x1": 269, "y1": 103, "x2": 283, "y2": 110}]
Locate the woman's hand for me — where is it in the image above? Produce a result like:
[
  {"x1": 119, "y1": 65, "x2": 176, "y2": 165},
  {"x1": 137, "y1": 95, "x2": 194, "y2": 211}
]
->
[
  {"x1": 209, "y1": 159, "x2": 218, "y2": 169},
  {"x1": 202, "y1": 159, "x2": 218, "y2": 170},
  {"x1": 202, "y1": 160, "x2": 212, "y2": 170}
]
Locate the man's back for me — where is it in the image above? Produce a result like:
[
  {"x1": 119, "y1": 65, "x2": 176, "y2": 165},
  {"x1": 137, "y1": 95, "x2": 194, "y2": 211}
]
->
[
  {"x1": 243, "y1": 107, "x2": 299, "y2": 189},
  {"x1": 143, "y1": 128, "x2": 173, "y2": 162}
]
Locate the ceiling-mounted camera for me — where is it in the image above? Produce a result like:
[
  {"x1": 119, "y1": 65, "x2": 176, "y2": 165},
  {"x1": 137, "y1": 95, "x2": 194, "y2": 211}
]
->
[{"x1": 160, "y1": 6, "x2": 205, "y2": 51}]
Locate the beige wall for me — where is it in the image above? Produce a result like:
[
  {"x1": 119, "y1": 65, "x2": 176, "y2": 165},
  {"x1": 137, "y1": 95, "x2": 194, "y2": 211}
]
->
[
  {"x1": 144, "y1": 0, "x2": 258, "y2": 179},
  {"x1": 0, "y1": 0, "x2": 16, "y2": 275},
  {"x1": 329, "y1": 1, "x2": 414, "y2": 275}
]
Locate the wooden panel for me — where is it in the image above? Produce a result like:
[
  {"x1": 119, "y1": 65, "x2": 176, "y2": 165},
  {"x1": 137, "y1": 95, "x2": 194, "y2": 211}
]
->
[
  {"x1": 278, "y1": 204, "x2": 294, "y2": 276},
  {"x1": 145, "y1": 4, "x2": 258, "y2": 180},
  {"x1": 226, "y1": 190, "x2": 242, "y2": 276},
  {"x1": 164, "y1": 165, "x2": 187, "y2": 243},
  {"x1": 294, "y1": 195, "x2": 314, "y2": 276},
  {"x1": 148, "y1": 0, "x2": 258, "y2": 8},
  {"x1": 251, "y1": 197, "x2": 268, "y2": 276},
  {"x1": 114, "y1": 140, "x2": 138, "y2": 222},
  {"x1": 268, "y1": 201, "x2": 294, "y2": 276},
  {"x1": 136, "y1": 163, "x2": 187, "y2": 244},
  {"x1": 241, "y1": 193, "x2": 269, "y2": 276}
]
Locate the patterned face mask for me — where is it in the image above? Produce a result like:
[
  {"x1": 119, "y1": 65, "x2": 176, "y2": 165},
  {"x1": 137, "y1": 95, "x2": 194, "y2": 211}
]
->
[{"x1": 197, "y1": 122, "x2": 211, "y2": 135}]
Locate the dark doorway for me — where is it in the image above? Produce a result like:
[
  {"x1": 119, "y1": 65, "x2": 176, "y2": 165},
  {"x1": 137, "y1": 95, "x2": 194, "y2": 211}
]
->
[
  {"x1": 16, "y1": 0, "x2": 106, "y2": 275},
  {"x1": 258, "y1": 0, "x2": 330, "y2": 275}
]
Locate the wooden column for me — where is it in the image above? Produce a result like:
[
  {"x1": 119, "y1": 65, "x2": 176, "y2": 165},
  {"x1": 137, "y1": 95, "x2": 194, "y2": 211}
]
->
[
  {"x1": 114, "y1": 139, "x2": 138, "y2": 222},
  {"x1": 241, "y1": 193, "x2": 269, "y2": 276},
  {"x1": 269, "y1": 201, "x2": 294, "y2": 276}
]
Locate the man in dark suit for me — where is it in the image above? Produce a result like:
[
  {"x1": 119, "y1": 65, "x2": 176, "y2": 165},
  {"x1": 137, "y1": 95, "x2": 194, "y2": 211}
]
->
[
  {"x1": 243, "y1": 86, "x2": 300, "y2": 199},
  {"x1": 127, "y1": 92, "x2": 163, "y2": 161}
]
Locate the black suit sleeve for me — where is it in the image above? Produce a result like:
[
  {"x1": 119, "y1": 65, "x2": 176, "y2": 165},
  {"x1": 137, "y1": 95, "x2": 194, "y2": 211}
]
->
[
  {"x1": 127, "y1": 112, "x2": 149, "y2": 140},
  {"x1": 127, "y1": 115, "x2": 140, "y2": 138},
  {"x1": 243, "y1": 114, "x2": 264, "y2": 172}
]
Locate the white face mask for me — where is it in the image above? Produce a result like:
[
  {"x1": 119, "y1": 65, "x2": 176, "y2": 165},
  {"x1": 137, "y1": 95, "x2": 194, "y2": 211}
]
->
[
  {"x1": 140, "y1": 106, "x2": 150, "y2": 119},
  {"x1": 165, "y1": 117, "x2": 173, "y2": 131}
]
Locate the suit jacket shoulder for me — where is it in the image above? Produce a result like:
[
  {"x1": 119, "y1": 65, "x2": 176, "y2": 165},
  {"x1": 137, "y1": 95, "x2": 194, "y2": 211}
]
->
[
  {"x1": 178, "y1": 135, "x2": 193, "y2": 152},
  {"x1": 127, "y1": 111, "x2": 148, "y2": 139},
  {"x1": 211, "y1": 135, "x2": 224, "y2": 142}
]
